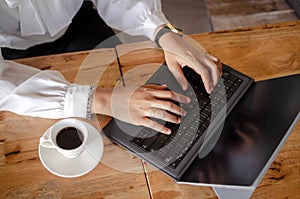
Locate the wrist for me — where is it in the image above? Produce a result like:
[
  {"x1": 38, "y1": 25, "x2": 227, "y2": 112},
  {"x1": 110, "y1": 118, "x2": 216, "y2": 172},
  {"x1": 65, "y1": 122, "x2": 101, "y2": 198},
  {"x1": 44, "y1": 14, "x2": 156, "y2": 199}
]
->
[
  {"x1": 93, "y1": 88, "x2": 113, "y2": 117},
  {"x1": 154, "y1": 24, "x2": 183, "y2": 47}
]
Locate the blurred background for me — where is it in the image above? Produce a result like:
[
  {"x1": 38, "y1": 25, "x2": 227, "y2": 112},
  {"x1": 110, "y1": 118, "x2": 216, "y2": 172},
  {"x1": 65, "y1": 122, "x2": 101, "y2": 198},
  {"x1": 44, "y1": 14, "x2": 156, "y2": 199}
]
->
[{"x1": 161, "y1": 0, "x2": 299, "y2": 34}]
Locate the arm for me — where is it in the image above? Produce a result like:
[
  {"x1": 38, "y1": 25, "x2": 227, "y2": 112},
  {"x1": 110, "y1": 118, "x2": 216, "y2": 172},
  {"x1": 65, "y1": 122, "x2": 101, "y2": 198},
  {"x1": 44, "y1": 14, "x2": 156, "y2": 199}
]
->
[
  {"x1": 92, "y1": 0, "x2": 169, "y2": 40},
  {"x1": 93, "y1": 0, "x2": 222, "y2": 93},
  {"x1": 0, "y1": 1, "x2": 189, "y2": 134},
  {"x1": 0, "y1": 51, "x2": 94, "y2": 119},
  {"x1": 0, "y1": 52, "x2": 189, "y2": 134}
]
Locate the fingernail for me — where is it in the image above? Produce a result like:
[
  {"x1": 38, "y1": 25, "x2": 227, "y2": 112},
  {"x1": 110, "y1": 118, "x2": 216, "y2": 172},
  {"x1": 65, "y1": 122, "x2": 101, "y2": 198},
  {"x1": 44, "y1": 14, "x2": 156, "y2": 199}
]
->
[
  {"x1": 166, "y1": 129, "x2": 171, "y2": 135},
  {"x1": 186, "y1": 97, "x2": 191, "y2": 103},
  {"x1": 177, "y1": 118, "x2": 181, "y2": 123},
  {"x1": 182, "y1": 84, "x2": 188, "y2": 91},
  {"x1": 204, "y1": 83, "x2": 210, "y2": 94},
  {"x1": 206, "y1": 87, "x2": 211, "y2": 94}
]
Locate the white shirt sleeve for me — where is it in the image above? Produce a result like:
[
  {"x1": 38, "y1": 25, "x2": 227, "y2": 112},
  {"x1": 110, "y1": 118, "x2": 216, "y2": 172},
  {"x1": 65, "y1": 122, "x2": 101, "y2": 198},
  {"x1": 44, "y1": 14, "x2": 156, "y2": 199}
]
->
[
  {"x1": 92, "y1": 0, "x2": 169, "y2": 40},
  {"x1": 0, "y1": 0, "x2": 169, "y2": 49},
  {"x1": 0, "y1": 51, "x2": 94, "y2": 119},
  {"x1": 0, "y1": 0, "x2": 169, "y2": 119}
]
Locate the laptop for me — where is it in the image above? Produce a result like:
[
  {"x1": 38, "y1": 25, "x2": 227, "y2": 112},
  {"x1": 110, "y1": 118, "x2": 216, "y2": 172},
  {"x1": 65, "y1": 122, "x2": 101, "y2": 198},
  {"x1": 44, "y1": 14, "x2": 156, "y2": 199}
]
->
[
  {"x1": 177, "y1": 73, "x2": 299, "y2": 198},
  {"x1": 102, "y1": 63, "x2": 300, "y2": 187},
  {"x1": 178, "y1": 73, "x2": 299, "y2": 187}
]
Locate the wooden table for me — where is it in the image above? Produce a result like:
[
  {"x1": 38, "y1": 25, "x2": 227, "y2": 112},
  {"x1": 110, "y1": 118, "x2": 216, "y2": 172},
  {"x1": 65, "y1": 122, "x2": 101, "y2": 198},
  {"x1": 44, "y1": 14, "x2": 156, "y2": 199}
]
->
[{"x1": 1, "y1": 21, "x2": 300, "y2": 198}]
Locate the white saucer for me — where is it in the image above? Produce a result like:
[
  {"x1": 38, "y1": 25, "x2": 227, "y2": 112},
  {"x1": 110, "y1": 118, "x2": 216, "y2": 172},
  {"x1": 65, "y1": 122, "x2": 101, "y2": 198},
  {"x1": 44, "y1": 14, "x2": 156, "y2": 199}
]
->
[{"x1": 39, "y1": 121, "x2": 104, "y2": 178}]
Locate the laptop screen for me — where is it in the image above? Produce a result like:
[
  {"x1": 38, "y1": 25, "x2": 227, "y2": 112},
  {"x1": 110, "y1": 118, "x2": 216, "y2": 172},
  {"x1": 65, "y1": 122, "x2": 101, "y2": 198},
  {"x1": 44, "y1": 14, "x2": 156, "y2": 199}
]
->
[{"x1": 180, "y1": 74, "x2": 300, "y2": 186}]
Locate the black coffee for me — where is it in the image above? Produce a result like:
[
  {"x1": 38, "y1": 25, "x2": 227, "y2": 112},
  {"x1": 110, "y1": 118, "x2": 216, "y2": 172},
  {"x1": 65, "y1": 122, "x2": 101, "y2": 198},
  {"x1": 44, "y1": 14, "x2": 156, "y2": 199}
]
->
[{"x1": 56, "y1": 127, "x2": 84, "y2": 150}]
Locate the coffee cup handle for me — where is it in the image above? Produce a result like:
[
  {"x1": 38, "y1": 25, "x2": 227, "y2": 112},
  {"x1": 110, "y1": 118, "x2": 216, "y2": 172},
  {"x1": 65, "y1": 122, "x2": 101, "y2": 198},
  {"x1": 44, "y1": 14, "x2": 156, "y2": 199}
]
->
[{"x1": 40, "y1": 131, "x2": 55, "y2": 148}]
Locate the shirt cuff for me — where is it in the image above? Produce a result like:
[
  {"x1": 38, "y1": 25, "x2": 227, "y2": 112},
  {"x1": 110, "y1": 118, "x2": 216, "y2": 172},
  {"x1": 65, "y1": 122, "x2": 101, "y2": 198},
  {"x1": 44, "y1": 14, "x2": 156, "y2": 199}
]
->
[
  {"x1": 64, "y1": 84, "x2": 96, "y2": 119},
  {"x1": 143, "y1": 12, "x2": 170, "y2": 41}
]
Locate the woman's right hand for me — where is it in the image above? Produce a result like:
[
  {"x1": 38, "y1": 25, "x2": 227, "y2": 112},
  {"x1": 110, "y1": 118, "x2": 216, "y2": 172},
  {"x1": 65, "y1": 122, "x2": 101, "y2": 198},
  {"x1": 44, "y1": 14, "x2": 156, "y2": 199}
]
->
[{"x1": 93, "y1": 84, "x2": 190, "y2": 134}]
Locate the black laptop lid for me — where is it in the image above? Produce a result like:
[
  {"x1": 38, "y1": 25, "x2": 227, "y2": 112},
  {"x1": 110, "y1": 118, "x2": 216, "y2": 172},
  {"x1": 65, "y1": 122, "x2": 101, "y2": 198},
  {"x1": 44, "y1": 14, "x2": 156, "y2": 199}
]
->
[{"x1": 180, "y1": 74, "x2": 300, "y2": 186}]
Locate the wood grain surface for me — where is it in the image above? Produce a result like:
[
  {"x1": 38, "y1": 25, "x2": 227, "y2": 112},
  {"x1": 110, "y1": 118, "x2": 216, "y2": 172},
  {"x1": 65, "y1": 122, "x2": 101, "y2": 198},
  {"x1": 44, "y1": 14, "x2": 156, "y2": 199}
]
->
[
  {"x1": 1, "y1": 21, "x2": 299, "y2": 199},
  {"x1": 207, "y1": 0, "x2": 299, "y2": 31},
  {"x1": 0, "y1": 49, "x2": 150, "y2": 199}
]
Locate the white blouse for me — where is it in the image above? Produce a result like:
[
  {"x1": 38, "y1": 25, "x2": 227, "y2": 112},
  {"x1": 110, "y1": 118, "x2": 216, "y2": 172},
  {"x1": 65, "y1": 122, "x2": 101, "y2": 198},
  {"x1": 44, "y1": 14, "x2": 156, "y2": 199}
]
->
[{"x1": 0, "y1": 0, "x2": 169, "y2": 119}]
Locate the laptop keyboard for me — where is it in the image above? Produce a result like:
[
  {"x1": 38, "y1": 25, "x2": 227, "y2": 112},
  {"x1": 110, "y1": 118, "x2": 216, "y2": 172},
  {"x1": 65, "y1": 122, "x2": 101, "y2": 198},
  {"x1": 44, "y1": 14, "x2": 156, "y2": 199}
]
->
[{"x1": 130, "y1": 67, "x2": 243, "y2": 169}]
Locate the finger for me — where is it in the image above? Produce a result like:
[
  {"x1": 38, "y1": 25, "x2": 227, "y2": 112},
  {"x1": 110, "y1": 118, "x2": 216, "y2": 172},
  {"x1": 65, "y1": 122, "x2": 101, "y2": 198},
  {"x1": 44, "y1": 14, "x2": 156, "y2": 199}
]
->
[
  {"x1": 208, "y1": 53, "x2": 219, "y2": 62},
  {"x1": 153, "y1": 90, "x2": 190, "y2": 104},
  {"x1": 152, "y1": 100, "x2": 186, "y2": 116},
  {"x1": 183, "y1": 57, "x2": 212, "y2": 93},
  {"x1": 208, "y1": 62, "x2": 220, "y2": 88},
  {"x1": 147, "y1": 108, "x2": 181, "y2": 124},
  {"x1": 144, "y1": 84, "x2": 168, "y2": 90},
  {"x1": 203, "y1": 54, "x2": 221, "y2": 87},
  {"x1": 208, "y1": 53, "x2": 222, "y2": 74},
  {"x1": 165, "y1": 57, "x2": 189, "y2": 91},
  {"x1": 184, "y1": 53, "x2": 221, "y2": 93},
  {"x1": 199, "y1": 54, "x2": 220, "y2": 88},
  {"x1": 215, "y1": 58, "x2": 223, "y2": 76},
  {"x1": 141, "y1": 118, "x2": 172, "y2": 134},
  {"x1": 217, "y1": 60, "x2": 223, "y2": 75}
]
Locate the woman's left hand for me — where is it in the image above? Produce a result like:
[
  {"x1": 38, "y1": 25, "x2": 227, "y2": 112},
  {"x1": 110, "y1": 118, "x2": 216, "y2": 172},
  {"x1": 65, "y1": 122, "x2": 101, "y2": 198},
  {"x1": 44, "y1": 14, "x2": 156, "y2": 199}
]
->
[{"x1": 158, "y1": 32, "x2": 222, "y2": 93}]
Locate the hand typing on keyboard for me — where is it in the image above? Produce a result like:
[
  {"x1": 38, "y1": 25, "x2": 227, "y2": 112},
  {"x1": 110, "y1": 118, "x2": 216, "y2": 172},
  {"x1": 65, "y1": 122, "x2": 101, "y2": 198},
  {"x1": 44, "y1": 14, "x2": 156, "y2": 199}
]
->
[
  {"x1": 94, "y1": 84, "x2": 190, "y2": 135},
  {"x1": 157, "y1": 32, "x2": 222, "y2": 94},
  {"x1": 131, "y1": 67, "x2": 244, "y2": 169}
]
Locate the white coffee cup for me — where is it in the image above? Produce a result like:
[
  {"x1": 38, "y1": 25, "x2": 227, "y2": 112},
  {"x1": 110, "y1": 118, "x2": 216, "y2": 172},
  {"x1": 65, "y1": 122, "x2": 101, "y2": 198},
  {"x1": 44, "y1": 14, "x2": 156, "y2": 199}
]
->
[{"x1": 40, "y1": 118, "x2": 88, "y2": 159}]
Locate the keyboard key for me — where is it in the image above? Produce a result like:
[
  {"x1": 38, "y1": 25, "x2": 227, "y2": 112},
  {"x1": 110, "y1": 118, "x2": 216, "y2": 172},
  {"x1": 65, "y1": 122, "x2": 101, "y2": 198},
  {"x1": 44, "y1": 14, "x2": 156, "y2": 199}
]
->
[
  {"x1": 191, "y1": 121, "x2": 199, "y2": 130},
  {"x1": 156, "y1": 134, "x2": 169, "y2": 144},
  {"x1": 199, "y1": 114, "x2": 207, "y2": 122},
  {"x1": 202, "y1": 107, "x2": 211, "y2": 117},
  {"x1": 176, "y1": 136, "x2": 188, "y2": 147},
  {"x1": 228, "y1": 74, "x2": 237, "y2": 82},
  {"x1": 155, "y1": 150, "x2": 167, "y2": 159},
  {"x1": 183, "y1": 103, "x2": 194, "y2": 111},
  {"x1": 132, "y1": 137, "x2": 144, "y2": 146},
  {"x1": 164, "y1": 143, "x2": 184, "y2": 164},
  {"x1": 181, "y1": 131, "x2": 192, "y2": 142},
  {"x1": 230, "y1": 84, "x2": 239, "y2": 93},
  {"x1": 236, "y1": 78, "x2": 243, "y2": 85},
  {"x1": 140, "y1": 135, "x2": 158, "y2": 151},
  {"x1": 203, "y1": 119, "x2": 210, "y2": 128},
  {"x1": 198, "y1": 125, "x2": 207, "y2": 134},
  {"x1": 222, "y1": 70, "x2": 230, "y2": 79},
  {"x1": 170, "y1": 159, "x2": 181, "y2": 169},
  {"x1": 224, "y1": 79, "x2": 234, "y2": 87},
  {"x1": 198, "y1": 99, "x2": 207, "y2": 110},
  {"x1": 193, "y1": 130, "x2": 203, "y2": 141},
  {"x1": 149, "y1": 139, "x2": 165, "y2": 152}
]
